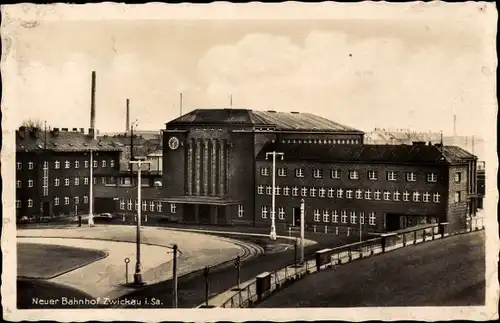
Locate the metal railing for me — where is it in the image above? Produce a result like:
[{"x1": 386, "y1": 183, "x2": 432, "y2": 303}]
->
[{"x1": 219, "y1": 217, "x2": 485, "y2": 308}]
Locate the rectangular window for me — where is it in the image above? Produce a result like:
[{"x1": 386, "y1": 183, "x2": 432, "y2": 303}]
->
[
  {"x1": 74, "y1": 177, "x2": 80, "y2": 186},
  {"x1": 433, "y1": 193, "x2": 441, "y2": 203},
  {"x1": 54, "y1": 160, "x2": 60, "y2": 169},
  {"x1": 369, "y1": 212, "x2": 376, "y2": 225},
  {"x1": 292, "y1": 187, "x2": 299, "y2": 196},
  {"x1": 75, "y1": 161, "x2": 80, "y2": 169},
  {"x1": 355, "y1": 189, "x2": 363, "y2": 199},
  {"x1": 341, "y1": 210, "x2": 347, "y2": 223},
  {"x1": 266, "y1": 186, "x2": 272, "y2": 195},
  {"x1": 278, "y1": 207, "x2": 285, "y2": 220},
  {"x1": 101, "y1": 177, "x2": 106, "y2": 184},
  {"x1": 331, "y1": 169, "x2": 341, "y2": 179},
  {"x1": 346, "y1": 190, "x2": 353, "y2": 199},
  {"x1": 328, "y1": 188, "x2": 335, "y2": 198},
  {"x1": 360, "y1": 212, "x2": 365, "y2": 225},
  {"x1": 142, "y1": 200, "x2": 147, "y2": 211},
  {"x1": 374, "y1": 190, "x2": 381, "y2": 200},
  {"x1": 455, "y1": 172, "x2": 462, "y2": 182},
  {"x1": 84, "y1": 160, "x2": 89, "y2": 168},
  {"x1": 17, "y1": 162, "x2": 22, "y2": 170},
  {"x1": 277, "y1": 168, "x2": 287, "y2": 177},
  {"x1": 157, "y1": 202, "x2": 163, "y2": 212},
  {"x1": 74, "y1": 196, "x2": 79, "y2": 205},
  {"x1": 349, "y1": 170, "x2": 359, "y2": 180},
  {"x1": 332, "y1": 210, "x2": 338, "y2": 223},
  {"x1": 83, "y1": 196, "x2": 88, "y2": 204},
  {"x1": 350, "y1": 211, "x2": 356, "y2": 224},
  {"x1": 65, "y1": 160, "x2": 70, "y2": 169},
  {"x1": 368, "y1": 170, "x2": 378, "y2": 180},
  {"x1": 102, "y1": 160, "x2": 107, "y2": 168},
  {"x1": 120, "y1": 199, "x2": 125, "y2": 210},
  {"x1": 135, "y1": 201, "x2": 139, "y2": 211},
  {"x1": 238, "y1": 205, "x2": 244, "y2": 218},
  {"x1": 28, "y1": 179, "x2": 33, "y2": 188},
  {"x1": 337, "y1": 188, "x2": 343, "y2": 198},
  {"x1": 383, "y1": 190, "x2": 391, "y2": 201},
  {"x1": 403, "y1": 191, "x2": 410, "y2": 201},
  {"x1": 454, "y1": 192, "x2": 461, "y2": 203},
  {"x1": 261, "y1": 167, "x2": 270, "y2": 176},
  {"x1": 54, "y1": 197, "x2": 59, "y2": 206},
  {"x1": 93, "y1": 160, "x2": 98, "y2": 168},
  {"x1": 313, "y1": 209, "x2": 320, "y2": 222},
  {"x1": 365, "y1": 190, "x2": 372, "y2": 200},
  {"x1": 110, "y1": 160, "x2": 115, "y2": 168},
  {"x1": 65, "y1": 178, "x2": 70, "y2": 186},
  {"x1": 387, "y1": 171, "x2": 398, "y2": 181},
  {"x1": 64, "y1": 197, "x2": 69, "y2": 205},
  {"x1": 393, "y1": 191, "x2": 401, "y2": 201},
  {"x1": 261, "y1": 206, "x2": 268, "y2": 219},
  {"x1": 283, "y1": 186, "x2": 290, "y2": 196},
  {"x1": 27, "y1": 199, "x2": 33, "y2": 207},
  {"x1": 309, "y1": 188, "x2": 316, "y2": 197},
  {"x1": 28, "y1": 161, "x2": 34, "y2": 170},
  {"x1": 300, "y1": 187, "x2": 307, "y2": 197},
  {"x1": 275, "y1": 186, "x2": 281, "y2": 196},
  {"x1": 313, "y1": 169, "x2": 323, "y2": 179},
  {"x1": 322, "y1": 210, "x2": 329, "y2": 222},
  {"x1": 257, "y1": 185, "x2": 264, "y2": 195},
  {"x1": 406, "y1": 172, "x2": 417, "y2": 182},
  {"x1": 54, "y1": 178, "x2": 60, "y2": 187},
  {"x1": 423, "y1": 192, "x2": 430, "y2": 202},
  {"x1": 295, "y1": 168, "x2": 304, "y2": 178},
  {"x1": 16, "y1": 200, "x2": 21, "y2": 208},
  {"x1": 127, "y1": 200, "x2": 132, "y2": 210},
  {"x1": 319, "y1": 188, "x2": 326, "y2": 198},
  {"x1": 150, "y1": 201, "x2": 155, "y2": 212},
  {"x1": 427, "y1": 173, "x2": 438, "y2": 183},
  {"x1": 16, "y1": 180, "x2": 21, "y2": 188},
  {"x1": 84, "y1": 177, "x2": 89, "y2": 185},
  {"x1": 413, "y1": 192, "x2": 420, "y2": 202},
  {"x1": 170, "y1": 203, "x2": 176, "y2": 213}
]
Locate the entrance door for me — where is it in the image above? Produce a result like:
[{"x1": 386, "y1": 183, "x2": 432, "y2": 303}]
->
[
  {"x1": 385, "y1": 213, "x2": 400, "y2": 231},
  {"x1": 42, "y1": 202, "x2": 50, "y2": 217},
  {"x1": 199, "y1": 204, "x2": 211, "y2": 224},
  {"x1": 184, "y1": 204, "x2": 195, "y2": 222},
  {"x1": 293, "y1": 207, "x2": 301, "y2": 227}
]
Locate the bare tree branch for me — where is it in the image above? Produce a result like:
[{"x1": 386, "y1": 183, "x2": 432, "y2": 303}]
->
[{"x1": 21, "y1": 119, "x2": 44, "y2": 129}]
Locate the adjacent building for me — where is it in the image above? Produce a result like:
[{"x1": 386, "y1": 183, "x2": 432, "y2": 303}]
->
[{"x1": 16, "y1": 126, "x2": 122, "y2": 220}]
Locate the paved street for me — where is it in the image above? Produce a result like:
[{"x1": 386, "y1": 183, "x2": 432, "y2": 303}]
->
[{"x1": 258, "y1": 231, "x2": 486, "y2": 307}]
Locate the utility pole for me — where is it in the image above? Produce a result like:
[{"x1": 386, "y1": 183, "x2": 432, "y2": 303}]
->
[
  {"x1": 88, "y1": 149, "x2": 94, "y2": 227},
  {"x1": 265, "y1": 151, "x2": 284, "y2": 241},
  {"x1": 172, "y1": 244, "x2": 178, "y2": 308},
  {"x1": 300, "y1": 198, "x2": 305, "y2": 264},
  {"x1": 129, "y1": 158, "x2": 151, "y2": 285}
]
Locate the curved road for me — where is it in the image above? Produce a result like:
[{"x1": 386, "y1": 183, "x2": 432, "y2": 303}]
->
[{"x1": 259, "y1": 231, "x2": 486, "y2": 307}]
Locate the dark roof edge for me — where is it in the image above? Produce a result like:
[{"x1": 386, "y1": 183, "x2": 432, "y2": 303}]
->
[{"x1": 255, "y1": 158, "x2": 450, "y2": 166}]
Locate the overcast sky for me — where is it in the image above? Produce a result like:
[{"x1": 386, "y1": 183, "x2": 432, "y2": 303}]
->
[{"x1": 2, "y1": 3, "x2": 497, "y2": 136}]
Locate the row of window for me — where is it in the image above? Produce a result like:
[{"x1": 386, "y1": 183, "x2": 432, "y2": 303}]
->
[
  {"x1": 260, "y1": 167, "x2": 459, "y2": 184},
  {"x1": 257, "y1": 185, "x2": 442, "y2": 203},
  {"x1": 279, "y1": 139, "x2": 359, "y2": 145},
  {"x1": 16, "y1": 196, "x2": 89, "y2": 208},
  {"x1": 260, "y1": 206, "x2": 377, "y2": 226},
  {"x1": 16, "y1": 159, "x2": 115, "y2": 171},
  {"x1": 119, "y1": 199, "x2": 167, "y2": 213},
  {"x1": 16, "y1": 176, "x2": 103, "y2": 188}
]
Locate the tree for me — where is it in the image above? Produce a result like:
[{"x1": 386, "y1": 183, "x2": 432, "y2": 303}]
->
[{"x1": 21, "y1": 118, "x2": 44, "y2": 129}]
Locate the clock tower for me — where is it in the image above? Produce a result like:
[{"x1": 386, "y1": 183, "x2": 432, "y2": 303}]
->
[{"x1": 162, "y1": 129, "x2": 187, "y2": 196}]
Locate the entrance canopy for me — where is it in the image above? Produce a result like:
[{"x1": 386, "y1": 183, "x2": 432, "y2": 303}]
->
[{"x1": 159, "y1": 196, "x2": 242, "y2": 206}]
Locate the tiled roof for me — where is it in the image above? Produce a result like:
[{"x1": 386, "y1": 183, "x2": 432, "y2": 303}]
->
[
  {"x1": 167, "y1": 109, "x2": 362, "y2": 133},
  {"x1": 256, "y1": 142, "x2": 476, "y2": 165},
  {"x1": 16, "y1": 129, "x2": 122, "y2": 153}
]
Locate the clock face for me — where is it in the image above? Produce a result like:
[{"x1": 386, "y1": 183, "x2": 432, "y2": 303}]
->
[{"x1": 168, "y1": 136, "x2": 180, "y2": 150}]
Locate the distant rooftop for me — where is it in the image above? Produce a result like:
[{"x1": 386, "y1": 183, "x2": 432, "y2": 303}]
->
[{"x1": 167, "y1": 109, "x2": 363, "y2": 133}]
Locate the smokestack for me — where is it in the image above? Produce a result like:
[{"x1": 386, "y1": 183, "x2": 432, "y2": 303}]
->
[
  {"x1": 90, "y1": 71, "x2": 96, "y2": 139},
  {"x1": 453, "y1": 114, "x2": 457, "y2": 137},
  {"x1": 180, "y1": 93, "x2": 183, "y2": 117},
  {"x1": 126, "y1": 99, "x2": 130, "y2": 134}
]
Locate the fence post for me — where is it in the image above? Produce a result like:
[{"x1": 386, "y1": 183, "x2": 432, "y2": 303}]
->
[
  {"x1": 124, "y1": 257, "x2": 130, "y2": 284},
  {"x1": 172, "y1": 244, "x2": 178, "y2": 308},
  {"x1": 234, "y1": 256, "x2": 241, "y2": 290},
  {"x1": 432, "y1": 226, "x2": 435, "y2": 240},
  {"x1": 347, "y1": 227, "x2": 350, "y2": 237},
  {"x1": 204, "y1": 266, "x2": 210, "y2": 307},
  {"x1": 423, "y1": 229, "x2": 426, "y2": 242},
  {"x1": 294, "y1": 239, "x2": 298, "y2": 267},
  {"x1": 414, "y1": 230, "x2": 418, "y2": 244},
  {"x1": 381, "y1": 235, "x2": 387, "y2": 253},
  {"x1": 314, "y1": 225, "x2": 316, "y2": 233},
  {"x1": 336, "y1": 226, "x2": 339, "y2": 235},
  {"x1": 403, "y1": 233, "x2": 407, "y2": 247},
  {"x1": 325, "y1": 225, "x2": 328, "y2": 234}
]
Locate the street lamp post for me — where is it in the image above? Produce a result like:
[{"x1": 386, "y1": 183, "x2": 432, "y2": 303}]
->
[
  {"x1": 265, "y1": 151, "x2": 284, "y2": 241},
  {"x1": 300, "y1": 198, "x2": 305, "y2": 264},
  {"x1": 88, "y1": 148, "x2": 95, "y2": 227},
  {"x1": 129, "y1": 158, "x2": 151, "y2": 285}
]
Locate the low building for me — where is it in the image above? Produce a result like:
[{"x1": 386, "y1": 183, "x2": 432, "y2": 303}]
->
[
  {"x1": 16, "y1": 126, "x2": 122, "y2": 220},
  {"x1": 255, "y1": 141, "x2": 479, "y2": 233}
]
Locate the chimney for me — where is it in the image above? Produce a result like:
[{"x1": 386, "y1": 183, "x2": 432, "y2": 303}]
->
[
  {"x1": 31, "y1": 127, "x2": 40, "y2": 138},
  {"x1": 72, "y1": 128, "x2": 78, "y2": 132},
  {"x1": 80, "y1": 128, "x2": 84, "y2": 133},
  {"x1": 52, "y1": 128, "x2": 60, "y2": 136},
  {"x1": 126, "y1": 98, "x2": 130, "y2": 134},
  {"x1": 61, "y1": 128, "x2": 68, "y2": 132},
  {"x1": 18, "y1": 126, "x2": 27, "y2": 139},
  {"x1": 90, "y1": 71, "x2": 96, "y2": 139},
  {"x1": 88, "y1": 128, "x2": 95, "y2": 138},
  {"x1": 412, "y1": 141, "x2": 426, "y2": 146}
]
